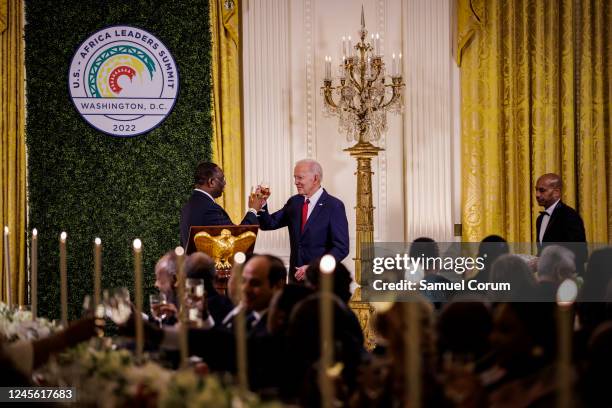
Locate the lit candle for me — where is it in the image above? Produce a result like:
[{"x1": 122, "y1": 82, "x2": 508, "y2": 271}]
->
[
  {"x1": 133, "y1": 238, "x2": 143, "y2": 362},
  {"x1": 375, "y1": 33, "x2": 380, "y2": 56},
  {"x1": 175, "y1": 246, "x2": 188, "y2": 368},
  {"x1": 94, "y1": 238, "x2": 101, "y2": 309},
  {"x1": 232, "y1": 252, "x2": 248, "y2": 391},
  {"x1": 59, "y1": 232, "x2": 68, "y2": 327},
  {"x1": 342, "y1": 36, "x2": 346, "y2": 57},
  {"x1": 319, "y1": 255, "x2": 336, "y2": 408},
  {"x1": 3, "y1": 226, "x2": 11, "y2": 308},
  {"x1": 325, "y1": 56, "x2": 332, "y2": 80},
  {"x1": 392, "y1": 53, "x2": 397, "y2": 77},
  {"x1": 399, "y1": 53, "x2": 403, "y2": 76},
  {"x1": 31, "y1": 229, "x2": 38, "y2": 319},
  {"x1": 348, "y1": 36, "x2": 352, "y2": 57},
  {"x1": 557, "y1": 279, "x2": 577, "y2": 408}
]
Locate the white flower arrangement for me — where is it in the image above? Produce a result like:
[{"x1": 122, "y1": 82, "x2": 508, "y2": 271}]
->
[
  {"x1": 39, "y1": 344, "x2": 282, "y2": 407},
  {"x1": 0, "y1": 302, "x2": 56, "y2": 342}
]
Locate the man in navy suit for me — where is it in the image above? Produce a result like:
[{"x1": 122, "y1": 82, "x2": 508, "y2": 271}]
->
[
  {"x1": 257, "y1": 159, "x2": 350, "y2": 282},
  {"x1": 179, "y1": 162, "x2": 263, "y2": 247},
  {"x1": 535, "y1": 173, "x2": 587, "y2": 273}
]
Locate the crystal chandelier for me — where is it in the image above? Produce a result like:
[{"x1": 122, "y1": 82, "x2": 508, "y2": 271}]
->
[{"x1": 321, "y1": 8, "x2": 405, "y2": 144}]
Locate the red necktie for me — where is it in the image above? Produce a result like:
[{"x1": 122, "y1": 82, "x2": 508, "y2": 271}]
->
[{"x1": 301, "y1": 198, "x2": 310, "y2": 232}]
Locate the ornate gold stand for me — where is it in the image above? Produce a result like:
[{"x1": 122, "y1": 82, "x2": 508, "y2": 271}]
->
[{"x1": 346, "y1": 141, "x2": 382, "y2": 349}]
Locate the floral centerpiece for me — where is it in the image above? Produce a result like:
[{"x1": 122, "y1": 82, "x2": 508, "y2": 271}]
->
[
  {"x1": 0, "y1": 302, "x2": 56, "y2": 342},
  {"x1": 39, "y1": 343, "x2": 282, "y2": 407}
]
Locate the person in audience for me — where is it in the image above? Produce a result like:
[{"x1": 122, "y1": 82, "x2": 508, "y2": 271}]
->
[
  {"x1": 220, "y1": 254, "x2": 287, "y2": 334},
  {"x1": 184, "y1": 252, "x2": 234, "y2": 325},
  {"x1": 437, "y1": 301, "x2": 492, "y2": 364},
  {"x1": 284, "y1": 293, "x2": 366, "y2": 405},
  {"x1": 535, "y1": 173, "x2": 587, "y2": 273},
  {"x1": 576, "y1": 247, "x2": 612, "y2": 340},
  {"x1": 578, "y1": 321, "x2": 612, "y2": 407},
  {"x1": 153, "y1": 250, "x2": 179, "y2": 325},
  {"x1": 179, "y1": 161, "x2": 264, "y2": 247},
  {"x1": 257, "y1": 159, "x2": 350, "y2": 283},
  {"x1": 472, "y1": 234, "x2": 509, "y2": 283},
  {"x1": 489, "y1": 254, "x2": 537, "y2": 302},
  {"x1": 351, "y1": 300, "x2": 449, "y2": 407},
  {"x1": 305, "y1": 257, "x2": 353, "y2": 304},
  {"x1": 410, "y1": 237, "x2": 452, "y2": 307},
  {"x1": 485, "y1": 302, "x2": 559, "y2": 405},
  {"x1": 535, "y1": 245, "x2": 576, "y2": 302}
]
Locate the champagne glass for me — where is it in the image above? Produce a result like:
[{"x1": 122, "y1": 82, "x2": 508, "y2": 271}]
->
[
  {"x1": 185, "y1": 278, "x2": 205, "y2": 325},
  {"x1": 149, "y1": 293, "x2": 168, "y2": 327}
]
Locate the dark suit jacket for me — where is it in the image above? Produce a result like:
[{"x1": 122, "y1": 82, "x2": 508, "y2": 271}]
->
[
  {"x1": 536, "y1": 201, "x2": 587, "y2": 272},
  {"x1": 258, "y1": 189, "x2": 349, "y2": 281},
  {"x1": 179, "y1": 190, "x2": 258, "y2": 247}
]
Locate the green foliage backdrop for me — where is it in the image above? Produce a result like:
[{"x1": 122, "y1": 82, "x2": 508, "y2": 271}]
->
[{"x1": 25, "y1": 0, "x2": 212, "y2": 320}]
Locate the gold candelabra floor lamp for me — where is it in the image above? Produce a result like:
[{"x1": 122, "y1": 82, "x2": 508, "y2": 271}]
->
[{"x1": 321, "y1": 7, "x2": 405, "y2": 348}]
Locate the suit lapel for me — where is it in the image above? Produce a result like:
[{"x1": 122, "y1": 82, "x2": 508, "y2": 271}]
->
[{"x1": 301, "y1": 190, "x2": 327, "y2": 235}]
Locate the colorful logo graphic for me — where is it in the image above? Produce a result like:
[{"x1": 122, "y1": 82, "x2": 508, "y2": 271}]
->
[{"x1": 69, "y1": 26, "x2": 179, "y2": 137}]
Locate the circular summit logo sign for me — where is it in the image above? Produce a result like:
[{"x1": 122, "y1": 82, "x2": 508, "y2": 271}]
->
[{"x1": 69, "y1": 26, "x2": 179, "y2": 137}]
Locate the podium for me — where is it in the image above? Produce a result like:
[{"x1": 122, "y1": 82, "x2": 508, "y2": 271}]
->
[{"x1": 185, "y1": 225, "x2": 258, "y2": 294}]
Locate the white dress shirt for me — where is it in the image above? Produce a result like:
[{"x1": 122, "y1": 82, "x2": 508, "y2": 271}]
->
[
  {"x1": 304, "y1": 186, "x2": 324, "y2": 219},
  {"x1": 539, "y1": 199, "x2": 560, "y2": 243}
]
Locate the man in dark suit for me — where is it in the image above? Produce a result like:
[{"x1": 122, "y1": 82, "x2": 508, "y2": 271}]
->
[
  {"x1": 179, "y1": 162, "x2": 263, "y2": 247},
  {"x1": 535, "y1": 173, "x2": 587, "y2": 272},
  {"x1": 257, "y1": 159, "x2": 350, "y2": 283}
]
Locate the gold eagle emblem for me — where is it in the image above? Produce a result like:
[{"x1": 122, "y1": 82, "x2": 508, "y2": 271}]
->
[{"x1": 193, "y1": 229, "x2": 256, "y2": 270}]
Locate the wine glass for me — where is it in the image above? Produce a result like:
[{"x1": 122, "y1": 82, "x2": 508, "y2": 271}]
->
[
  {"x1": 149, "y1": 293, "x2": 168, "y2": 327},
  {"x1": 185, "y1": 278, "x2": 205, "y2": 325}
]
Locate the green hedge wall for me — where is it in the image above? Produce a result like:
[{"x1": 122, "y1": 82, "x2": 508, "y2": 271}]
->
[{"x1": 25, "y1": 0, "x2": 212, "y2": 321}]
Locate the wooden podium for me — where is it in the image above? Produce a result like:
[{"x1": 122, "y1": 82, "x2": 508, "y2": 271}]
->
[{"x1": 185, "y1": 225, "x2": 258, "y2": 294}]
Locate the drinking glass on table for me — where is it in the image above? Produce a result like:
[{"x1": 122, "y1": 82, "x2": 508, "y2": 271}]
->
[{"x1": 149, "y1": 293, "x2": 168, "y2": 327}]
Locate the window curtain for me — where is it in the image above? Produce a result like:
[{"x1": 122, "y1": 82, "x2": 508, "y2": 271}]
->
[
  {"x1": 210, "y1": 0, "x2": 244, "y2": 223},
  {"x1": 0, "y1": 0, "x2": 26, "y2": 304},
  {"x1": 457, "y1": 0, "x2": 611, "y2": 243}
]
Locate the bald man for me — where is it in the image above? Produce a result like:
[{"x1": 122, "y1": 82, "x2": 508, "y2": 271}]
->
[
  {"x1": 257, "y1": 159, "x2": 349, "y2": 283},
  {"x1": 535, "y1": 173, "x2": 586, "y2": 272}
]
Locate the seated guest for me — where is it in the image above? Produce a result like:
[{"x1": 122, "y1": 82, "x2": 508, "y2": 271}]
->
[
  {"x1": 472, "y1": 235, "x2": 509, "y2": 283},
  {"x1": 284, "y1": 293, "x2": 366, "y2": 405},
  {"x1": 486, "y1": 302, "x2": 566, "y2": 406},
  {"x1": 577, "y1": 248, "x2": 612, "y2": 337},
  {"x1": 578, "y1": 321, "x2": 612, "y2": 407},
  {"x1": 437, "y1": 301, "x2": 492, "y2": 363},
  {"x1": 179, "y1": 161, "x2": 264, "y2": 247},
  {"x1": 153, "y1": 250, "x2": 179, "y2": 325},
  {"x1": 489, "y1": 254, "x2": 537, "y2": 302},
  {"x1": 535, "y1": 245, "x2": 576, "y2": 302},
  {"x1": 220, "y1": 254, "x2": 287, "y2": 334},
  {"x1": 184, "y1": 252, "x2": 234, "y2": 325},
  {"x1": 410, "y1": 237, "x2": 452, "y2": 307},
  {"x1": 305, "y1": 257, "x2": 353, "y2": 304},
  {"x1": 351, "y1": 300, "x2": 448, "y2": 407}
]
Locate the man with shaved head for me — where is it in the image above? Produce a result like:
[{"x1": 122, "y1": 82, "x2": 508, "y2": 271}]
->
[
  {"x1": 257, "y1": 159, "x2": 349, "y2": 283},
  {"x1": 535, "y1": 173, "x2": 586, "y2": 272}
]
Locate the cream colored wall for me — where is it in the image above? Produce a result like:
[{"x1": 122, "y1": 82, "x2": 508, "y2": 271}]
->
[{"x1": 242, "y1": 0, "x2": 460, "y2": 271}]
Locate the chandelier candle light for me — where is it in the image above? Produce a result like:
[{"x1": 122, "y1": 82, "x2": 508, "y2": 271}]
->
[{"x1": 321, "y1": 6, "x2": 405, "y2": 347}]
